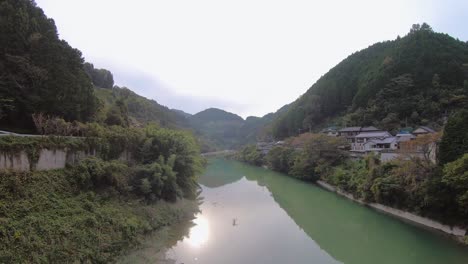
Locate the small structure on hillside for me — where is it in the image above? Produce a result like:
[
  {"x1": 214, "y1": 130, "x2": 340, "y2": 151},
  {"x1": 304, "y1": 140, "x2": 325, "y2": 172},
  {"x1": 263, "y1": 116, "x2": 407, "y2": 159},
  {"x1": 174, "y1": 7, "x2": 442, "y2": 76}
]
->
[
  {"x1": 413, "y1": 126, "x2": 436, "y2": 136},
  {"x1": 395, "y1": 131, "x2": 416, "y2": 142},
  {"x1": 321, "y1": 127, "x2": 339, "y2": 137}
]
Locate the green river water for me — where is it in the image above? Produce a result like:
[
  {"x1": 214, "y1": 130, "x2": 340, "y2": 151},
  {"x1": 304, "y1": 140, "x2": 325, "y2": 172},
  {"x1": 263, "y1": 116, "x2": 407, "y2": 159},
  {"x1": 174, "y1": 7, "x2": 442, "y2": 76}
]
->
[{"x1": 125, "y1": 158, "x2": 468, "y2": 264}]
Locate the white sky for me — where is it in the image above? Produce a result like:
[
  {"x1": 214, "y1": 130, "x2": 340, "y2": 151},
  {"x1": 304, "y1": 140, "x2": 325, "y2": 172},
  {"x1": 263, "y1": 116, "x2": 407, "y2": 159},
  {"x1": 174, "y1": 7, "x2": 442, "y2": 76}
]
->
[{"x1": 35, "y1": 0, "x2": 468, "y2": 118}]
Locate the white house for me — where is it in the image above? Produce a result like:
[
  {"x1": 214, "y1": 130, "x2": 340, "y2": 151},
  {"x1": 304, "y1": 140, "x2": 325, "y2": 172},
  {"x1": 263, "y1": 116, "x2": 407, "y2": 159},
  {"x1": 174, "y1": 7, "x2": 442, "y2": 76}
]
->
[
  {"x1": 363, "y1": 137, "x2": 398, "y2": 152},
  {"x1": 338, "y1": 126, "x2": 382, "y2": 144},
  {"x1": 352, "y1": 131, "x2": 393, "y2": 152}
]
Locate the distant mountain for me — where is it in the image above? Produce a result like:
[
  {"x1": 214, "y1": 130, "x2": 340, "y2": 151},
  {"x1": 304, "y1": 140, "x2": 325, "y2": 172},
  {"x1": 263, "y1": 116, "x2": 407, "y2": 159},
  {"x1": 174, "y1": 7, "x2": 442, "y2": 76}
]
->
[
  {"x1": 190, "y1": 108, "x2": 243, "y2": 123},
  {"x1": 188, "y1": 105, "x2": 292, "y2": 151},
  {"x1": 172, "y1": 109, "x2": 192, "y2": 119},
  {"x1": 188, "y1": 108, "x2": 244, "y2": 150},
  {"x1": 271, "y1": 24, "x2": 468, "y2": 138}
]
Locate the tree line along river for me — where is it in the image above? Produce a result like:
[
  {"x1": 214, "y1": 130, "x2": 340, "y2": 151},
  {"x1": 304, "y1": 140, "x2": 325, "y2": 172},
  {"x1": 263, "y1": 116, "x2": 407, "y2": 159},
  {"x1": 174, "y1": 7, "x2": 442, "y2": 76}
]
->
[{"x1": 121, "y1": 158, "x2": 468, "y2": 264}]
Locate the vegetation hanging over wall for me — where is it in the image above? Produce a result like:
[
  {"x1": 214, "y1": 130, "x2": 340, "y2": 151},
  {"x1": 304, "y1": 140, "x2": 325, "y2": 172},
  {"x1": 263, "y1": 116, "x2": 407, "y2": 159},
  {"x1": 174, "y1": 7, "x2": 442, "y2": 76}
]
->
[{"x1": 0, "y1": 121, "x2": 204, "y2": 261}]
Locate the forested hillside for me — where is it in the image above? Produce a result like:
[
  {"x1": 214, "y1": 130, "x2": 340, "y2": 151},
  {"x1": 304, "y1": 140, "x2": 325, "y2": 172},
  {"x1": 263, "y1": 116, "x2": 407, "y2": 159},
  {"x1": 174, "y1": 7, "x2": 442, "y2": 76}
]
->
[
  {"x1": 94, "y1": 86, "x2": 190, "y2": 129},
  {"x1": 0, "y1": 1, "x2": 204, "y2": 261},
  {"x1": 0, "y1": 0, "x2": 98, "y2": 130},
  {"x1": 187, "y1": 105, "x2": 291, "y2": 151},
  {"x1": 188, "y1": 108, "x2": 244, "y2": 150},
  {"x1": 84, "y1": 63, "x2": 114, "y2": 89},
  {"x1": 272, "y1": 24, "x2": 468, "y2": 138},
  {"x1": 0, "y1": 0, "x2": 191, "y2": 133},
  {"x1": 238, "y1": 103, "x2": 291, "y2": 143}
]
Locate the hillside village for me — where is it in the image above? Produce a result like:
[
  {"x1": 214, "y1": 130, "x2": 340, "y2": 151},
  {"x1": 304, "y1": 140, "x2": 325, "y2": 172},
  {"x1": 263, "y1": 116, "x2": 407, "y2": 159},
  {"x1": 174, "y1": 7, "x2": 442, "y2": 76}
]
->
[{"x1": 257, "y1": 125, "x2": 439, "y2": 163}]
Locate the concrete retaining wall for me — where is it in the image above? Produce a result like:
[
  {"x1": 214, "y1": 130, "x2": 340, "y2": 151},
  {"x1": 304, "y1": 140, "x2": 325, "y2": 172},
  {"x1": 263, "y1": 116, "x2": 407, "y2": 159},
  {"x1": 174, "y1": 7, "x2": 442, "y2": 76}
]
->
[
  {"x1": 0, "y1": 151, "x2": 30, "y2": 171},
  {"x1": 316, "y1": 180, "x2": 467, "y2": 237},
  {"x1": 0, "y1": 149, "x2": 97, "y2": 172}
]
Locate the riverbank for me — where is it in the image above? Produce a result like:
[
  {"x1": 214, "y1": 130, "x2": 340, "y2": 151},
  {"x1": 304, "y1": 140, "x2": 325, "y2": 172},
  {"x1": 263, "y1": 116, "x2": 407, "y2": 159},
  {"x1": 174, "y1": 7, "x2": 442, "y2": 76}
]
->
[
  {"x1": 117, "y1": 216, "x2": 196, "y2": 264},
  {"x1": 235, "y1": 137, "x2": 468, "y2": 245},
  {"x1": 316, "y1": 180, "x2": 467, "y2": 241},
  {"x1": 246, "y1": 154, "x2": 468, "y2": 244},
  {"x1": 0, "y1": 168, "x2": 199, "y2": 263}
]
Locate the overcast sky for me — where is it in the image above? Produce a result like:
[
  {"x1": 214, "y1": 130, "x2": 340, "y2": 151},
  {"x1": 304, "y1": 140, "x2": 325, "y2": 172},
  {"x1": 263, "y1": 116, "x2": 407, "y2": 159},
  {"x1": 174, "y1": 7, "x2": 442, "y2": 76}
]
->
[{"x1": 35, "y1": 0, "x2": 468, "y2": 118}]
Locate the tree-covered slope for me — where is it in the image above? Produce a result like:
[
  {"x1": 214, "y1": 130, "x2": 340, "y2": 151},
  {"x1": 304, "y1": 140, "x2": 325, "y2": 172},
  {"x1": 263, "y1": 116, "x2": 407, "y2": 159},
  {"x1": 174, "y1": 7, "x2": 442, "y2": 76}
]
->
[
  {"x1": 84, "y1": 62, "x2": 114, "y2": 89},
  {"x1": 272, "y1": 24, "x2": 468, "y2": 138},
  {"x1": 188, "y1": 104, "x2": 292, "y2": 151},
  {"x1": 0, "y1": 0, "x2": 98, "y2": 130},
  {"x1": 239, "y1": 103, "x2": 292, "y2": 143},
  {"x1": 94, "y1": 86, "x2": 190, "y2": 129},
  {"x1": 188, "y1": 108, "x2": 244, "y2": 150}
]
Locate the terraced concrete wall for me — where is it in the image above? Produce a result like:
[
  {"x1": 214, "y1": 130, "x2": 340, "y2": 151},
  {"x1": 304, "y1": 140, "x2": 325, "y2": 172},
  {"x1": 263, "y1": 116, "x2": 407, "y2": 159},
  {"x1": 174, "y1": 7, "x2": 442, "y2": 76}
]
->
[{"x1": 0, "y1": 149, "x2": 97, "y2": 171}]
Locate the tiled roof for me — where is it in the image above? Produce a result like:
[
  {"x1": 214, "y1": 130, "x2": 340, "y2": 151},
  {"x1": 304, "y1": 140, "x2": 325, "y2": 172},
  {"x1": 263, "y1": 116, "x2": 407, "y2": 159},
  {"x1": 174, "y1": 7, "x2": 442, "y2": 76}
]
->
[
  {"x1": 355, "y1": 131, "x2": 392, "y2": 138},
  {"x1": 338, "y1": 127, "x2": 362, "y2": 132},
  {"x1": 366, "y1": 137, "x2": 396, "y2": 144},
  {"x1": 361, "y1": 126, "x2": 380, "y2": 132},
  {"x1": 419, "y1": 126, "x2": 436, "y2": 133}
]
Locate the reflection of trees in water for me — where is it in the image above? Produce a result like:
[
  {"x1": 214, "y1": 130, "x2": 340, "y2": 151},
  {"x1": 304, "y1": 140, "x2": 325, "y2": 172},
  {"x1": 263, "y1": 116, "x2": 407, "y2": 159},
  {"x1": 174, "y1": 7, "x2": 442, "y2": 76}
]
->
[
  {"x1": 117, "y1": 200, "x2": 198, "y2": 264},
  {"x1": 198, "y1": 159, "x2": 245, "y2": 188},
  {"x1": 240, "y1": 163, "x2": 468, "y2": 264}
]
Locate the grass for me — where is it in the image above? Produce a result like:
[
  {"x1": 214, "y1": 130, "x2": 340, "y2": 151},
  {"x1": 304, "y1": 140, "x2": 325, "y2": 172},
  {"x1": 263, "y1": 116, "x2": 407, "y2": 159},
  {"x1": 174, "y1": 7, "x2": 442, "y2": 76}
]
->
[{"x1": 0, "y1": 169, "x2": 198, "y2": 263}]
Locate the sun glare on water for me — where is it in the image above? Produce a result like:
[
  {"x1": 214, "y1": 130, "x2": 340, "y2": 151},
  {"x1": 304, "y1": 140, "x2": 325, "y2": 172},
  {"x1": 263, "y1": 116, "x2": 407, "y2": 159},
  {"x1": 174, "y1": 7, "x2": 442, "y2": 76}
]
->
[{"x1": 186, "y1": 214, "x2": 210, "y2": 248}]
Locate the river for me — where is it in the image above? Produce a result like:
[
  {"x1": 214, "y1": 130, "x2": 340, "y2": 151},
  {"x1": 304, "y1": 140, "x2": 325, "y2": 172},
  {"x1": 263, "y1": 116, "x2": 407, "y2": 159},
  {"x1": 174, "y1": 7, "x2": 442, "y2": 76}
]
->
[{"x1": 122, "y1": 158, "x2": 468, "y2": 264}]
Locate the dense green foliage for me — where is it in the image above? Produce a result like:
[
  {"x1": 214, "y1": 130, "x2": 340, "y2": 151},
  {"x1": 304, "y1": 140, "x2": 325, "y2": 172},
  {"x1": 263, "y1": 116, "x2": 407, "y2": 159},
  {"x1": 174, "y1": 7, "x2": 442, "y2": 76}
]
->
[
  {"x1": 272, "y1": 24, "x2": 468, "y2": 138},
  {"x1": 0, "y1": 168, "x2": 198, "y2": 263},
  {"x1": 236, "y1": 128, "x2": 468, "y2": 228},
  {"x1": 189, "y1": 105, "x2": 291, "y2": 151},
  {"x1": 189, "y1": 108, "x2": 245, "y2": 150},
  {"x1": 0, "y1": 0, "x2": 191, "y2": 134},
  {"x1": 84, "y1": 62, "x2": 114, "y2": 89},
  {"x1": 324, "y1": 154, "x2": 468, "y2": 228},
  {"x1": 236, "y1": 145, "x2": 264, "y2": 166},
  {"x1": 238, "y1": 104, "x2": 291, "y2": 144},
  {"x1": 0, "y1": 123, "x2": 203, "y2": 261},
  {"x1": 439, "y1": 110, "x2": 468, "y2": 165},
  {"x1": 94, "y1": 87, "x2": 190, "y2": 130},
  {"x1": 3, "y1": 123, "x2": 204, "y2": 200},
  {"x1": 443, "y1": 154, "x2": 468, "y2": 217},
  {"x1": 266, "y1": 146, "x2": 295, "y2": 174},
  {"x1": 237, "y1": 134, "x2": 347, "y2": 181},
  {"x1": 0, "y1": 0, "x2": 98, "y2": 129},
  {"x1": 288, "y1": 134, "x2": 347, "y2": 181},
  {"x1": 265, "y1": 134, "x2": 347, "y2": 181}
]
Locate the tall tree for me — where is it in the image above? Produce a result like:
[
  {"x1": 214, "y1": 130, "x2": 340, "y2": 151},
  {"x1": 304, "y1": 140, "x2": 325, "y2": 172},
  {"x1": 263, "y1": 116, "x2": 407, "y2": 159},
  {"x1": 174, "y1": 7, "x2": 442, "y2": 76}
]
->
[
  {"x1": 439, "y1": 110, "x2": 468, "y2": 165},
  {"x1": 0, "y1": 0, "x2": 98, "y2": 129}
]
